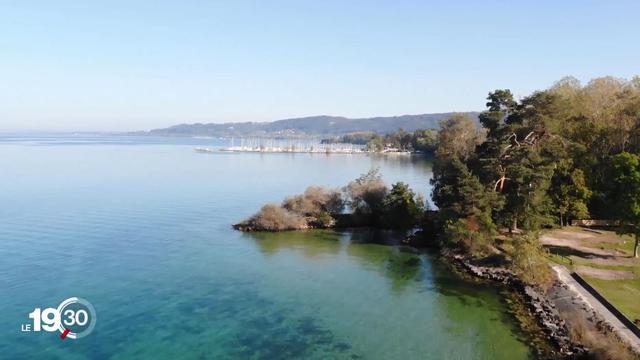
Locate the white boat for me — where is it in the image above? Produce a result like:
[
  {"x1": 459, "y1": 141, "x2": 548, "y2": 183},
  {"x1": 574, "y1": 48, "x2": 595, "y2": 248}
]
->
[{"x1": 194, "y1": 147, "x2": 215, "y2": 153}]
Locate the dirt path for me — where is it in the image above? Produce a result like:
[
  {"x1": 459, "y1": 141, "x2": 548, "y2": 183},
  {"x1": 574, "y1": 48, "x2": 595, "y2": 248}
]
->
[
  {"x1": 552, "y1": 265, "x2": 640, "y2": 354},
  {"x1": 541, "y1": 229, "x2": 636, "y2": 281},
  {"x1": 540, "y1": 233, "x2": 627, "y2": 259}
]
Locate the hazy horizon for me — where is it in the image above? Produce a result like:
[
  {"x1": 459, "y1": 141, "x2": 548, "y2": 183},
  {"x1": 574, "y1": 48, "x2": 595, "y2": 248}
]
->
[
  {"x1": 0, "y1": 111, "x2": 484, "y2": 134},
  {"x1": 1, "y1": 1, "x2": 639, "y2": 132}
]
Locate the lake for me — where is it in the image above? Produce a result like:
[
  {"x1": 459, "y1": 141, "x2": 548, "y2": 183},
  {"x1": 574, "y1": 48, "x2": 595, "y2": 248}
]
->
[{"x1": 0, "y1": 135, "x2": 535, "y2": 359}]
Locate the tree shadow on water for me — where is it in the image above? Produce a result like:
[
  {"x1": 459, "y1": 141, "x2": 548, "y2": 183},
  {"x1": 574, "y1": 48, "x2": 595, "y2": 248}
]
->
[
  {"x1": 244, "y1": 228, "x2": 425, "y2": 294},
  {"x1": 242, "y1": 230, "x2": 343, "y2": 259}
]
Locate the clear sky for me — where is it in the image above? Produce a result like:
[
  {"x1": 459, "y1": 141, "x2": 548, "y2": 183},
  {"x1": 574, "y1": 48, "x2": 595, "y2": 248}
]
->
[{"x1": 1, "y1": 0, "x2": 638, "y2": 131}]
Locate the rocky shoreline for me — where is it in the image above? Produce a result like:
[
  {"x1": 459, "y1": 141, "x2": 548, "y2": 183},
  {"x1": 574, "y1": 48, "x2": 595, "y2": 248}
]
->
[
  {"x1": 444, "y1": 250, "x2": 587, "y2": 358},
  {"x1": 233, "y1": 213, "x2": 379, "y2": 232}
]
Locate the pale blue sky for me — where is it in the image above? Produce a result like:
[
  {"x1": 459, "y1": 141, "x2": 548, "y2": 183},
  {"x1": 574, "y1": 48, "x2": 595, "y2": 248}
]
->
[{"x1": 1, "y1": 1, "x2": 638, "y2": 131}]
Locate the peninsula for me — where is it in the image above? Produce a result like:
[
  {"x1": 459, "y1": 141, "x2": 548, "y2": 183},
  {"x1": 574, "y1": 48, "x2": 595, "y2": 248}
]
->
[{"x1": 235, "y1": 75, "x2": 640, "y2": 359}]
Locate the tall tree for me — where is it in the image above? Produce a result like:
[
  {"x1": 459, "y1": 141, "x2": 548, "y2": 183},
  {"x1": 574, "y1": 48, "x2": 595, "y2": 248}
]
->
[
  {"x1": 608, "y1": 152, "x2": 640, "y2": 257},
  {"x1": 435, "y1": 113, "x2": 481, "y2": 161},
  {"x1": 431, "y1": 157, "x2": 498, "y2": 253},
  {"x1": 345, "y1": 168, "x2": 388, "y2": 219},
  {"x1": 382, "y1": 182, "x2": 424, "y2": 229},
  {"x1": 475, "y1": 89, "x2": 558, "y2": 231},
  {"x1": 549, "y1": 161, "x2": 591, "y2": 226},
  {"x1": 431, "y1": 113, "x2": 498, "y2": 253}
]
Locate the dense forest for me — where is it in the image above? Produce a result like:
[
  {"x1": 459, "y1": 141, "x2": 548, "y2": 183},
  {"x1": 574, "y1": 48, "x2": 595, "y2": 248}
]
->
[{"x1": 431, "y1": 76, "x2": 640, "y2": 260}]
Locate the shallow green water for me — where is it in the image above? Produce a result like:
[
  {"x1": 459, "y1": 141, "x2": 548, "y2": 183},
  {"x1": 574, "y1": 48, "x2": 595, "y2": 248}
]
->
[{"x1": 0, "y1": 135, "x2": 535, "y2": 359}]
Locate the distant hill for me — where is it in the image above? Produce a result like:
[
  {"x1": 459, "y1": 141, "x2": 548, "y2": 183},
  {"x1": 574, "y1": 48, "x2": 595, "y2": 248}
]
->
[{"x1": 138, "y1": 112, "x2": 479, "y2": 137}]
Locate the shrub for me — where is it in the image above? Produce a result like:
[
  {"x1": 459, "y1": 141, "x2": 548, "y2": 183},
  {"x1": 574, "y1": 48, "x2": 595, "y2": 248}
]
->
[
  {"x1": 510, "y1": 233, "x2": 553, "y2": 286},
  {"x1": 345, "y1": 169, "x2": 387, "y2": 216},
  {"x1": 282, "y1": 186, "x2": 344, "y2": 216},
  {"x1": 442, "y1": 215, "x2": 495, "y2": 255},
  {"x1": 245, "y1": 204, "x2": 306, "y2": 231},
  {"x1": 238, "y1": 171, "x2": 428, "y2": 231},
  {"x1": 311, "y1": 212, "x2": 335, "y2": 228},
  {"x1": 382, "y1": 182, "x2": 424, "y2": 228}
]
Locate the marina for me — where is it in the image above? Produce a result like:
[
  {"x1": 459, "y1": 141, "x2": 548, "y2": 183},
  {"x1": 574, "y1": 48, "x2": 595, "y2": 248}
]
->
[
  {"x1": 194, "y1": 138, "x2": 412, "y2": 154},
  {"x1": 200, "y1": 138, "x2": 367, "y2": 154}
]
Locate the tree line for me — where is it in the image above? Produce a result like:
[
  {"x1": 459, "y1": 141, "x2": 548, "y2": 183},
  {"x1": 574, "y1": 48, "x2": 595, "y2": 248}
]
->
[
  {"x1": 431, "y1": 76, "x2": 640, "y2": 259},
  {"x1": 238, "y1": 75, "x2": 640, "y2": 259},
  {"x1": 321, "y1": 129, "x2": 438, "y2": 154}
]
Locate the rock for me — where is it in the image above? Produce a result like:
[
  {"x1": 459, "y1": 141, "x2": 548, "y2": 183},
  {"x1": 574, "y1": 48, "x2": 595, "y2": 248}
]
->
[{"x1": 444, "y1": 251, "x2": 585, "y2": 357}]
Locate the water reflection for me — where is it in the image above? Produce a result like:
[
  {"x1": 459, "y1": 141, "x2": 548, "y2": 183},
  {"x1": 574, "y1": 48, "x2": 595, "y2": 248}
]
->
[
  {"x1": 337, "y1": 228, "x2": 413, "y2": 245},
  {"x1": 242, "y1": 230, "x2": 342, "y2": 258},
  {"x1": 245, "y1": 229, "x2": 428, "y2": 295},
  {"x1": 368, "y1": 153, "x2": 433, "y2": 168}
]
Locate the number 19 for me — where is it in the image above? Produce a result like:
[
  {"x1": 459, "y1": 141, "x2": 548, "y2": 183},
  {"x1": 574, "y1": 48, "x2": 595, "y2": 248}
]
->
[{"x1": 28, "y1": 308, "x2": 60, "y2": 332}]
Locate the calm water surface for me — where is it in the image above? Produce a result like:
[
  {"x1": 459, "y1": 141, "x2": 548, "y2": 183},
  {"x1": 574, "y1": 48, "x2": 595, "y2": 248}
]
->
[{"x1": 0, "y1": 135, "x2": 535, "y2": 359}]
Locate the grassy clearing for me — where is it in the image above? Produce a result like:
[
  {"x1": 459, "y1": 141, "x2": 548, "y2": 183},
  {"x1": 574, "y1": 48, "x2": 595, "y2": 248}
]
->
[{"x1": 586, "y1": 276, "x2": 640, "y2": 321}]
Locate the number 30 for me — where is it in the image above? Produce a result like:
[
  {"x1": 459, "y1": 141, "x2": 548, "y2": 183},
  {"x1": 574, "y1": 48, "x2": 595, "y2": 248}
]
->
[{"x1": 63, "y1": 309, "x2": 89, "y2": 326}]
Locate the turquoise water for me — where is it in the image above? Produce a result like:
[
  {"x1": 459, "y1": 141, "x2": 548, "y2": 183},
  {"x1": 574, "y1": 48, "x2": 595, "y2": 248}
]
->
[{"x1": 0, "y1": 135, "x2": 534, "y2": 359}]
